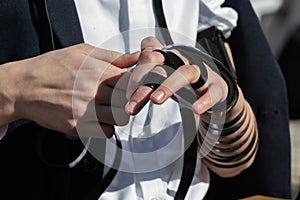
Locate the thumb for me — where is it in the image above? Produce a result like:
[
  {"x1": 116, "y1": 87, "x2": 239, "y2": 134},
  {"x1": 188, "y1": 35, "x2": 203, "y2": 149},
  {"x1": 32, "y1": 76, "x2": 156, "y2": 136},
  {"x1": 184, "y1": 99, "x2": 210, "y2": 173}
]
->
[
  {"x1": 112, "y1": 51, "x2": 141, "y2": 68},
  {"x1": 83, "y1": 43, "x2": 141, "y2": 68}
]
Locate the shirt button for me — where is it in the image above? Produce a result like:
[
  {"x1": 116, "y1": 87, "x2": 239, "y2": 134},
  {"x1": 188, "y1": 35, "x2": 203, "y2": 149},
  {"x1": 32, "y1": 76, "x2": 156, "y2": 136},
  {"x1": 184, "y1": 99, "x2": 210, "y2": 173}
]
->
[{"x1": 138, "y1": 132, "x2": 147, "y2": 142}]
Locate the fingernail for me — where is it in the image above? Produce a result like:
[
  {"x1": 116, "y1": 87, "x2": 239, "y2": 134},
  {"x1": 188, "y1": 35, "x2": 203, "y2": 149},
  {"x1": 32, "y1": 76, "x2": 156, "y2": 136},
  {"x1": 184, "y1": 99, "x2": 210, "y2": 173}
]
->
[
  {"x1": 152, "y1": 90, "x2": 165, "y2": 102},
  {"x1": 126, "y1": 101, "x2": 137, "y2": 114}
]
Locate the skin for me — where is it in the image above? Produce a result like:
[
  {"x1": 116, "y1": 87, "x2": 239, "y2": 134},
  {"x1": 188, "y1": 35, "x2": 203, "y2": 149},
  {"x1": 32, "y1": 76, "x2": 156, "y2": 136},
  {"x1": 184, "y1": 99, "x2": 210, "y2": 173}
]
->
[
  {"x1": 126, "y1": 36, "x2": 228, "y2": 116},
  {"x1": 126, "y1": 37, "x2": 257, "y2": 178},
  {"x1": 0, "y1": 36, "x2": 256, "y2": 178},
  {"x1": 0, "y1": 43, "x2": 140, "y2": 138},
  {"x1": 0, "y1": 36, "x2": 228, "y2": 139}
]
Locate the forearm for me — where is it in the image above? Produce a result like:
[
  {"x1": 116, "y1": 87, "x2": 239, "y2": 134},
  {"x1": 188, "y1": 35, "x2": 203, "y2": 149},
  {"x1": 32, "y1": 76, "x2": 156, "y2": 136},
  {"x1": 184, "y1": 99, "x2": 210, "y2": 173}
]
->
[{"x1": 198, "y1": 86, "x2": 258, "y2": 177}]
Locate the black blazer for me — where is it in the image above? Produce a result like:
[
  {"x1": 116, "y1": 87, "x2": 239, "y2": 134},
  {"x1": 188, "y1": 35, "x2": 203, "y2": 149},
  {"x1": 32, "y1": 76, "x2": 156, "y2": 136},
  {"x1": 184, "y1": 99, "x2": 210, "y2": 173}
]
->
[{"x1": 0, "y1": 0, "x2": 291, "y2": 199}]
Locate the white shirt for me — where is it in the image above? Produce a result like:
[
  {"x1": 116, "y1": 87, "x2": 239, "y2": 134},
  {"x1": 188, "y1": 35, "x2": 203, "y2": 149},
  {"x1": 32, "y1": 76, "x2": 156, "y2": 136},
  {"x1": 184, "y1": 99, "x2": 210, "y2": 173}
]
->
[{"x1": 73, "y1": 0, "x2": 237, "y2": 199}]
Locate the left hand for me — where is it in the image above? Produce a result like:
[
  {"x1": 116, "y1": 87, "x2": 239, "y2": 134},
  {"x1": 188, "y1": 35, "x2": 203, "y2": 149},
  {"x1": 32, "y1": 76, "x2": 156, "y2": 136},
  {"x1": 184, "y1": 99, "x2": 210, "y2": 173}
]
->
[{"x1": 126, "y1": 36, "x2": 228, "y2": 115}]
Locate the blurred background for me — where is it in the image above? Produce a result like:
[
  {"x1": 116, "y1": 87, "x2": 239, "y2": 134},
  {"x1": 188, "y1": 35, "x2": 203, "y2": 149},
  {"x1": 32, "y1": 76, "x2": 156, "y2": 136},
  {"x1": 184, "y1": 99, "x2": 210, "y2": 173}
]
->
[{"x1": 250, "y1": 0, "x2": 300, "y2": 199}]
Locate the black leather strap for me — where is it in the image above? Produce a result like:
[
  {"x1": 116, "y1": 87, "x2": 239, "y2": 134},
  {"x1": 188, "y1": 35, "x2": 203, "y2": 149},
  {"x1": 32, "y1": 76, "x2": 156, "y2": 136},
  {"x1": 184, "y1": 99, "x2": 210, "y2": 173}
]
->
[
  {"x1": 154, "y1": 49, "x2": 208, "y2": 89},
  {"x1": 197, "y1": 26, "x2": 237, "y2": 80},
  {"x1": 143, "y1": 71, "x2": 167, "y2": 90},
  {"x1": 175, "y1": 108, "x2": 198, "y2": 200},
  {"x1": 86, "y1": 134, "x2": 123, "y2": 200},
  {"x1": 167, "y1": 45, "x2": 239, "y2": 112},
  {"x1": 152, "y1": 0, "x2": 173, "y2": 45},
  {"x1": 152, "y1": 1, "x2": 199, "y2": 199}
]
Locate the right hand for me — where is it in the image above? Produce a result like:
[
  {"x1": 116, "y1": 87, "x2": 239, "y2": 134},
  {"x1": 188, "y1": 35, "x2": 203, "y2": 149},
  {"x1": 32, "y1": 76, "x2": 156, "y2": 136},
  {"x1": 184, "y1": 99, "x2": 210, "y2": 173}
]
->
[{"x1": 0, "y1": 43, "x2": 140, "y2": 138}]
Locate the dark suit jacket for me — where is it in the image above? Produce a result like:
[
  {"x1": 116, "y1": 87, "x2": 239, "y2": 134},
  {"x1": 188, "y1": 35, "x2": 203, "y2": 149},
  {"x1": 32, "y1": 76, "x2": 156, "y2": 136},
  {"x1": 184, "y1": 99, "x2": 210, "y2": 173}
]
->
[{"x1": 0, "y1": 0, "x2": 291, "y2": 199}]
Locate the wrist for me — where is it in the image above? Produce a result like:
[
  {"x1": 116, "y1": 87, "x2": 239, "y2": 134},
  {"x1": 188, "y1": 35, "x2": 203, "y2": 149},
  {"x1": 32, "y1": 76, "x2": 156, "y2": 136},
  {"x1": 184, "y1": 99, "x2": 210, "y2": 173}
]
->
[
  {"x1": 198, "y1": 87, "x2": 258, "y2": 177},
  {"x1": 0, "y1": 61, "x2": 27, "y2": 125}
]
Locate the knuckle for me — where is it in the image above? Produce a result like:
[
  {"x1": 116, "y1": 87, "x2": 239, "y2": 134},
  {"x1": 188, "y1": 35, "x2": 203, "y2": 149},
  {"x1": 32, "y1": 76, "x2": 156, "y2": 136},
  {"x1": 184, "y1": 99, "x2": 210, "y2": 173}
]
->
[
  {"x1": 141, "y1": 36, "x2": 157, "y2": 47},
  {"x1": 74, "y1": 43, "x2": 94, "y2": 55},
  {"x1": 181, "y1": 65, "x2": 200, "y2": 83},
  {"x1": 77, "y1": 43, "x2": 92, "y2": 49},
  {"x1": 185, "y1": 65, "x2": 200, "y2": 75},
  {"x1": 140, "y1": 51, "x2": 159, "y2": 63},
  {"x1": 133, "y1": 87, "x2": 151, "y2": 99}
]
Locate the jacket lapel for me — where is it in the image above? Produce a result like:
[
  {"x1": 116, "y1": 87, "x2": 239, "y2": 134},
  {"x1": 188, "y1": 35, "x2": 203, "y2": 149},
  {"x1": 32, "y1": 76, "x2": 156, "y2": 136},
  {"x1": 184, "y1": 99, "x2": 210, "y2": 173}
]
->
[{"x1": 46, "y1": 0, "x2": 84, "y2": 48}]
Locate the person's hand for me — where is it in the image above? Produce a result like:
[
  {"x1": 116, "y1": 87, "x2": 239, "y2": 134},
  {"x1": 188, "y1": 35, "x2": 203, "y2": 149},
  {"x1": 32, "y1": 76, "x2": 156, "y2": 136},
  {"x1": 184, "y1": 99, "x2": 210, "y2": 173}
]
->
[
  {"x1": 126, "y1": 37, "x2": 228, "y2": 115},
  {"x1": 0, "y1": 43, "x2": 140, "y2": 138}
]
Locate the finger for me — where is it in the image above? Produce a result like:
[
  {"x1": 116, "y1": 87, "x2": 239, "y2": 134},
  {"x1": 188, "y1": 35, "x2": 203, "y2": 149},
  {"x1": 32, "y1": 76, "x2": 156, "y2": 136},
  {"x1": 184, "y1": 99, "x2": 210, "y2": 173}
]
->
[
  {"x1": 77, "y1": 43, "x2": 141, "y2": 68},
  {"x1": 84, "y1": 56, "x2": 129, "y2": 88},
  {"x1": 126, "y1": 66, "x2": 168, "y2": 115},
  {"x1": 140, "y1": 36, "x2": 164, "y2": 51},
  {"x1": 125, "y1": 86, "x2": 153, "y2": 115},
  {"x1": 192, "y1": 92, "x2": 213, "y2": 114},
  {"x1": 95, "y1": 105, "x2": 130, "y2": 126},
  {"x1": 126, "y1": 37, "x2": 165, "y2": 99},
  {"x1": 150, "y1": 64, "x2": 201, "y2": 104},
  {"x1": 80, "y1": 55, "x2": 127, "y2": 81},
  {"x1": 104, "y1": 71, "x2": 130, "y2": 90},
  {"x1": 126, "y1": 50, "x2": 165, "y2": 99},
  {"x1": 110, "y1": 51, "x2": 140, "y2": 68},
  {"x1": 81, "y1": 57, "x2": 133, "y2": 97},
  {"x1": 96, "y1": 85, "x2": 128, "y2": 107},
  {"x1": 98, "y1": 123, "x2": 115, "y2": 138},
  {"x1": 125, "y1": 37, "x2": 167, "y2": 113},
  {"x1": 192, "y1": 84, "x2": 226, "y2": 115}
]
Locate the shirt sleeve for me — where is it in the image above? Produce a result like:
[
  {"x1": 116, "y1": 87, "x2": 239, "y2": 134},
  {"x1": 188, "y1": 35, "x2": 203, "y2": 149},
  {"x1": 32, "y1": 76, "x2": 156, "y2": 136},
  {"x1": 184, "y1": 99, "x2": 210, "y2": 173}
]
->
[
  {"x1": 199, "y1": 0, "x2": 238, "y2": 38},
  {"x1": 0, "y1": 124, "x2": 8, "y2": 140}
]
